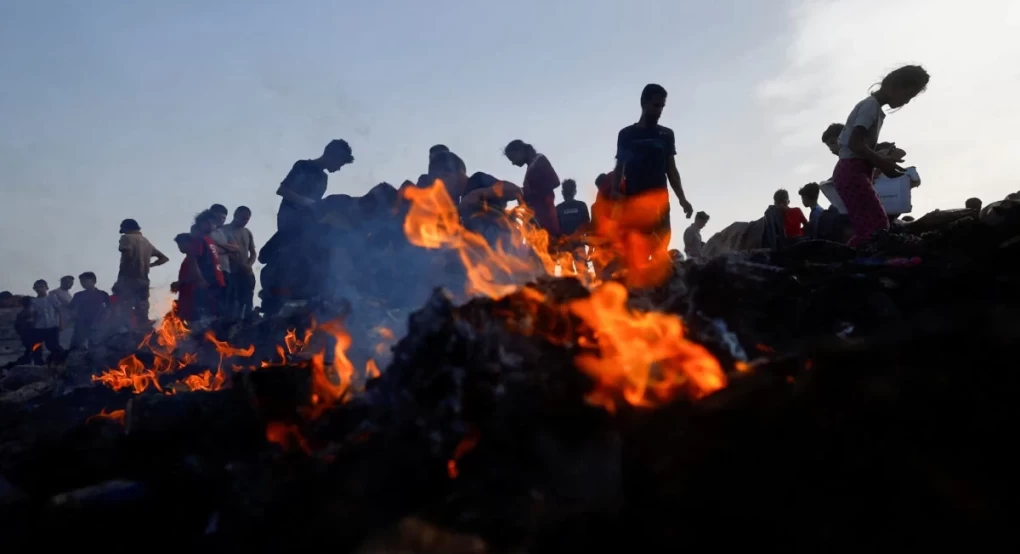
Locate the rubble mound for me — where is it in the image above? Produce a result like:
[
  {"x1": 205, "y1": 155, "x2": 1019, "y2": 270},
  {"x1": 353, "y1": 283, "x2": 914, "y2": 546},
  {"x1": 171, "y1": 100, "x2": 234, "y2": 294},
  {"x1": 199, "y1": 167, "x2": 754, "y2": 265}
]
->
[{"x1": 1, "y1": 197, "x2": 1019, "y2": 551}]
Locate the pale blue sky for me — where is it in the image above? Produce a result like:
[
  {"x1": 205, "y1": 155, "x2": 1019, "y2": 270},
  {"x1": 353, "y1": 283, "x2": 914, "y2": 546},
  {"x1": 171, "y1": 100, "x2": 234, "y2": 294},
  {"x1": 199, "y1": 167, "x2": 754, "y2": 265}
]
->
[{"x1": 2, "y1": 0, "x2": 1017, "y2": 299}]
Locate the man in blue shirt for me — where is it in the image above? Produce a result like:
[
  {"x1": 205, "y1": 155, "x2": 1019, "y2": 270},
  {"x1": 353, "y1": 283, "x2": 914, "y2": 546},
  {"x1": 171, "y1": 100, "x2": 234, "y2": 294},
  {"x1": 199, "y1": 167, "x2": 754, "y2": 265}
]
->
[{"x1": 612, "y1": 83, "x2": 694, "y2": 220}]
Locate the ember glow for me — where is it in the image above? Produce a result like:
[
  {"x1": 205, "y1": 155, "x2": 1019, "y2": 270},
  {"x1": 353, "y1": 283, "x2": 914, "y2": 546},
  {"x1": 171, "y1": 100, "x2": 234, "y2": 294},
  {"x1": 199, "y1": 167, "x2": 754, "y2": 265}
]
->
[{"x1": 86, "y1": 408, "x2": 126, "y2": 425}]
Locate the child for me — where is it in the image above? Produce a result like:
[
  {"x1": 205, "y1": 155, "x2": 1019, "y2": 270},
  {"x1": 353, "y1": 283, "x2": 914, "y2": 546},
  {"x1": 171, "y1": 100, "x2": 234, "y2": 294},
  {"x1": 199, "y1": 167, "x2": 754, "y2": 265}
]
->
[
  {"x1": 29, "y1": 280, "x2": 64, "y2": 363},
  {"x1": 832, "y1": 65, "x2": 930, "y2": 247},
  {"x1": 776, "y1": 189, "x2": 808, "y2": 239},
  {"x1": 172, "y1": 233, "x2": 202, "y2": 321},
  {"x1": 70, "y1": 272, "x2": 110, "y2": 350}
]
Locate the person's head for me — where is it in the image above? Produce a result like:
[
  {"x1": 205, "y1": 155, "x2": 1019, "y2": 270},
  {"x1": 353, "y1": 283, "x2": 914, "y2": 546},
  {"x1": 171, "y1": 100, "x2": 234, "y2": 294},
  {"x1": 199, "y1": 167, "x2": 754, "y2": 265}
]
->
[
  {"x1": 428, "y1": 151, "x2": 468, "y2": 197},
  {"x1": 232, "y1": 206, "x2": 252, "y2": 227},
  {"x1": 694, "y1": 211, "x2": 710, "y2": 229},
  {"x1": 0, "y1": 291, "x2": 11, "y2": 301},
  {"x1": 59, "y1": 275, "x2": 75, "y2": 290},
  {"x1": 78, "y1": 272, "x2": 97, "y2": 289},
  {"x1": 503, "y1": 140, "x2": 535, "y2": 167},
  {"x1": 33, "y1": 279, "x2": 48, "y2": 296},
  {"x1": 119, "y1": 218, "x2": 141, "y2": 234},
  {"x1": 798, "y1": 182, "x2": 821, "y2": 208},
  {"x1": 595, "y1": 173, "x2": 610, "y2": 194},
  {"x1": 966, "y1": 197, "x2": 983, "y2": 211},
  {"x1": 640, "y1": 84, "x2": 668, "y2": 124},
  {"x1": 774, "y1": 189, "x2": 791, "y2": 207},
  {"x1": 209, "y1": 204, "x2": 229, "y2": 226},
  {"x1": 429, "y1": 144, "x2": 449, "y2": 161},
  {"x1": 173, "y1": 233, "x2": 193, "y2": 254},
  {"x1": 562, "y1": 179, "x2": 577, "y2": 201},
  {"x1": 822, "y1": 123, "x2": 844, "y2": 156},
  {"x1": 321, "y1": 139, "x2": 354, "y2": 172},
  {"x1": 876, "y1": 65, "x2": 930, "y2": 109},
  {"x1": 20, "y1": 296, "x2": 32, "y2": 309},
  {"x1": 193, "y1": 210, "x2": 219, "y2": 235}
]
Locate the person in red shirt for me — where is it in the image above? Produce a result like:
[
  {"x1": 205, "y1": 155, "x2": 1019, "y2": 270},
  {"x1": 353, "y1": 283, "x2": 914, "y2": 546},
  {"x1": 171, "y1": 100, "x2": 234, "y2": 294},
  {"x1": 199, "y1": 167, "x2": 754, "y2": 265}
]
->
[
  {"x1": 503, "y1": 139, "x2": 561, "y2": 237},
  {"x1": 775, "y1": 189, "x2": 808, "y2": 239},
  {"x1": 188, "y1": 210, "x2": 226, "y2": 319}
]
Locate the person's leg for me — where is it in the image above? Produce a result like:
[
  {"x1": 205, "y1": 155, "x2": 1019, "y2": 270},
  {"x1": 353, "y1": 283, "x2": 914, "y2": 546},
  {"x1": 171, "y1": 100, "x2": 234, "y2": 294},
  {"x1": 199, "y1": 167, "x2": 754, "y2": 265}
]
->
[
  {"x1": 42, "y1": 327, "x2": 64, "y2": 363},
  {"x1": 240, "y1": 271, "x2": 255, "y2": 319},
  {"x1": 835, "y1": 159, "x2": 890, "y2": 248},
  {"x1": 137, "y1": 280, "x2": 151, "y2": 326},
  {"x1": 15, "y1": 333, "x2": 36, "y2": 365},
  {"x1": 70, "y1": 321, "x2": 88, "y2": 350}
]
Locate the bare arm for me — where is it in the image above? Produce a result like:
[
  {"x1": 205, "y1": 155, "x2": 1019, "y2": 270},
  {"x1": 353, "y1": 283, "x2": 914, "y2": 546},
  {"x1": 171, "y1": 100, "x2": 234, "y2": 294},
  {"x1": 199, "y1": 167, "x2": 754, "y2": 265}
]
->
[
  {"x1": 848, "y1": 127, "x2": 902, "y2": 177},
  {"x1": 151, "y1": 248, "x2": 170, "y2": 267},
  {"x1": 276, "y1": 185, "x2": 315, "y2": 207},
  {"x1": 460, "y1": 182, "x2": 523, "y2": 209},
  {"x1": 667, "y1": 157, "x2": 693, "y2": 217},
  {"x1": 246, "y1": 233, "x2": 257, "y2": 268}
]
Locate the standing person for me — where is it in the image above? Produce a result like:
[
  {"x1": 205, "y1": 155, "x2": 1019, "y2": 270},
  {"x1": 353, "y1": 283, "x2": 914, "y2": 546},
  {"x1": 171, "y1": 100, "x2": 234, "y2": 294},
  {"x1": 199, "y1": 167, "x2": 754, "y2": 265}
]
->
[
  {"x1": 10, "y1": 297, "x2": 38, "y2": 367},
  {"x1": 822, "y1": 123, "x2": 844, "y2": 156},
  {"x1": 833, "y1": 65, "x2": 930, "y2": 247},
  {"x1": 775, "y1": 189, "x2": 808, "y2": 240},
  {"x1": 190, "y1": 210, "x2": 227, "y2": 318},
  {"x1": 69, "y1": 272, "x2": 110, "y2": 350},
  {"x1": 29, "y1": 280, "x2": 64, "y2": 364},
  {"x1": 429, "y1": 144, "x2": 450, "y2": 164},
  {"x1": 503, "y1": 139, "x2": 561, "y2": 237},
  {"x1": 683, "y1": 212, "x2": 710, "y2": 259},
  {"x1": 608, "y1": 84, "x2": 694, "y2": 286},
  {"x1": 52, "y1": 275, "x2": 75, "y2": 349},
  {"x1": 555, "y1": 179, "x2": 591, "y2": 274},
  {"x1": 221, "y1": 206, "x2": 258, "y2": 319},
  {"x1": 172, "y1": 233, "x2": 202, "y2": 322},
  {"x1": 115, "y1": 219, "x2": 169, "y2": 328},
  {"x1": 207, "y1": 204, "x2": 241, "y2": 318},
  {"x1": 276, "y1": 139, "x2": 354, "y2": 233},
  {"x1": 798, "y1": 183, "x2": 825, "y2": 239}
]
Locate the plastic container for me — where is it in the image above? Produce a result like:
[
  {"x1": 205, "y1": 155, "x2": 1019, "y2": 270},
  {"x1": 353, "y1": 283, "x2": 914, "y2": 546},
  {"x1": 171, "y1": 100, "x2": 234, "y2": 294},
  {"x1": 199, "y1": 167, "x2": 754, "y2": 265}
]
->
[{"x1": 819, "y1": 167, "x2": 920, "y2": 216}]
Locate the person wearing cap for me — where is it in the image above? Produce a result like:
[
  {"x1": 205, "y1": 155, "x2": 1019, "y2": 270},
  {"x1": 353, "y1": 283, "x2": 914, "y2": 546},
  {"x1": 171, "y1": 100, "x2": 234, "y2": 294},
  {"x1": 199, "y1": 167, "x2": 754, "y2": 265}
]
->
[
  {"x1": 114, "y1": 218, "x2": 169, "y2": 328},
  {"x1": 276, "y1": 139, "x2": 354, "y2": 233},
  {"x1": 503, "y1": 139, "x2": 561, "y2": 237}
]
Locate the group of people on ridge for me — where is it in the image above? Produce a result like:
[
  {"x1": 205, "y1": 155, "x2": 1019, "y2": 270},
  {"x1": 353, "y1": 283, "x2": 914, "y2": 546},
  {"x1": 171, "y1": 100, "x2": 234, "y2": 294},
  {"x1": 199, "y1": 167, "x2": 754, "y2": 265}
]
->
[{"x1": 6, "y1": 66, "x2": 936, "y2": 366}]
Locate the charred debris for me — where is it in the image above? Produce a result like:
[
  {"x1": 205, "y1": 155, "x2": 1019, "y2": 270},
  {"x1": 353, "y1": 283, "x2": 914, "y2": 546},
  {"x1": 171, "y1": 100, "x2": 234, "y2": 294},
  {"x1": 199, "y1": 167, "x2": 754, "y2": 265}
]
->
[{"x1": 1, "y1": 189, "x2": 1019, "y2": 552}]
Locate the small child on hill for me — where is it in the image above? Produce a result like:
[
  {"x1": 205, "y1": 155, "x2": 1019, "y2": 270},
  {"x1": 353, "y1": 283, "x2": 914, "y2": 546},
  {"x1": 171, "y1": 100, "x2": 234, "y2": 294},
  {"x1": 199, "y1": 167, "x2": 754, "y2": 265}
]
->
[{"x1": 832, "y1": 65, "x2": 930, "y2": 247}]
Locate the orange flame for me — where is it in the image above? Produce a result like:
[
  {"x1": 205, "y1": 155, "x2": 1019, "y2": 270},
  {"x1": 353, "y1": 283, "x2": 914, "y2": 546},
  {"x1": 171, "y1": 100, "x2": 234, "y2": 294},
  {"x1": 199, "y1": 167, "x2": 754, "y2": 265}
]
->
[
  {"x1": 568, "y1": 282, "x2": 726, "y2": 412},
  {"x1": 265, "y1": 422, "x2": 311, "y2": 454},
  {"x1": 179, "y1": 369, "x2": 227, "y2": 392},
  {"x1": 402, "y1": 179, "x2": 546, "y2": 299},
  {"x1": 447, "y1": 428, "x2": 480, "y2": 479},
  {"x1": 31, "y1": 342, "x2": 42, "y2": 352},
  {"x1": 204, "y1": 330, "x2": 255, "y2": 358},
  {"x1": 365, "y1": 358, "x2": 381, "y2": 379},
  {"x1": 86, "y1": 408, "x2": 126, "y2": 425},
  {"x1": 92, "y1": 355, "x2": 162, "y2": 393}
]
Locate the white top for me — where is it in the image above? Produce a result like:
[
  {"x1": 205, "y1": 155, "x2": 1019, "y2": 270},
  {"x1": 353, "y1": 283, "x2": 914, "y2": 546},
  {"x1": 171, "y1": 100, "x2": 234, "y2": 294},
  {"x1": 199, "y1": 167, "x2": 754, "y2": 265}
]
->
[{"x1": 837, "y1": 96, "x2": 885, "y2": 159}]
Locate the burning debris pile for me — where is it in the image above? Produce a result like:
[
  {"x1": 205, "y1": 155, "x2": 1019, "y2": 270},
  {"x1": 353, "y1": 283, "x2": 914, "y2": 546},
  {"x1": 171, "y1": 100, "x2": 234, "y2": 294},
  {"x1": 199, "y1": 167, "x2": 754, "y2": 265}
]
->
[{"x1": 1, "y1": 186, "x2": 1018, "y2": 551}]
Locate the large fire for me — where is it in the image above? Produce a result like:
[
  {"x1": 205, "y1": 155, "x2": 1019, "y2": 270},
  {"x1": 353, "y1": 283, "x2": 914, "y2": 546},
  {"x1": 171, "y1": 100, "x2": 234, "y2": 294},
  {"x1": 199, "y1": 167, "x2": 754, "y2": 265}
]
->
[
  {"x1": 89, "y1": 180, "x2": 728, "y2": 428},
  {"x1": 403, "y1": 179, "x2": 727, "y2": 410}
]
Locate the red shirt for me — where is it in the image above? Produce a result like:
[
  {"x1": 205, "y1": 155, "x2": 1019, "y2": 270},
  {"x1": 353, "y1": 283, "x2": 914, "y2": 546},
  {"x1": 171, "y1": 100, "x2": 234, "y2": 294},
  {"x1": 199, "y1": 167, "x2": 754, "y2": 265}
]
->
[
  {"x1": 783, "y1": 207, "x2": 808, "y2": 238},
  {"x1": 522, "y1": 154, "x2": 561, "y2": 236}
]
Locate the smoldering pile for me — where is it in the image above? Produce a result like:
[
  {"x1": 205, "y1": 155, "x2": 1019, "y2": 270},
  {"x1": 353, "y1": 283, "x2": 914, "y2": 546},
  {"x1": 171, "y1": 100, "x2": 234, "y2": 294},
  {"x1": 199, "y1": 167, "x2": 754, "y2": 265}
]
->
[{"x1": 1, "y1": 188, "x2": 1019, "y2": 552}]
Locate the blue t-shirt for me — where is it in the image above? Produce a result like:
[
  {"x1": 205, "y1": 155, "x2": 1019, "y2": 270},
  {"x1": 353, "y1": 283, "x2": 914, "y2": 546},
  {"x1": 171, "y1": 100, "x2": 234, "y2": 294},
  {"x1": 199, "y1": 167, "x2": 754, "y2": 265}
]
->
[{"x1": 616, "y1": 124, "x2": 676, "y2": 195}]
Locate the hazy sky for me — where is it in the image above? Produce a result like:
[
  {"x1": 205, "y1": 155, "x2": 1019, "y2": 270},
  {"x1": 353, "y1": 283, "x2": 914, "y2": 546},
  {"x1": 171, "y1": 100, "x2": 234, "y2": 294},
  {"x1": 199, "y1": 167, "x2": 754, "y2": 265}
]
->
[{"x1": 2, "y1": 0, "x2": 1017, "y2": 297}]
